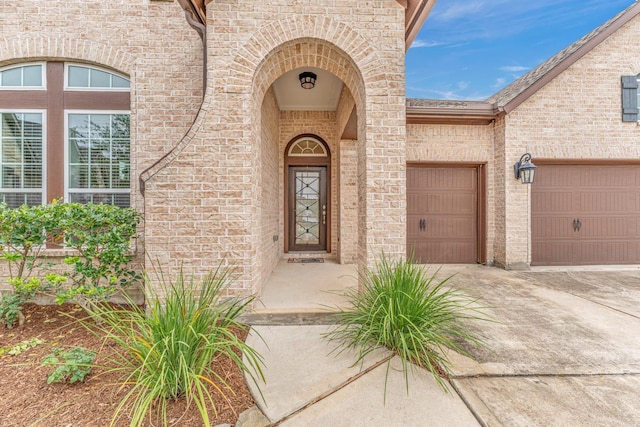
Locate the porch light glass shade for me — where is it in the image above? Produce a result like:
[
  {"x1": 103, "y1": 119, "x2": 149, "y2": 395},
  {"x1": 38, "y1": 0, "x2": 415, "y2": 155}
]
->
[
  {"x1": 299, "y1": 72, "x2": 317, "y2": 89},
  {"x1": 514, "y1": 153, "x2": 537, "y2": 184}
]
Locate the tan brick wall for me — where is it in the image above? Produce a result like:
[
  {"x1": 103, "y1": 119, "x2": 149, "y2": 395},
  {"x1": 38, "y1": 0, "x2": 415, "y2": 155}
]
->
[
  {"x1": 260, "y1": 88, "x2": 282, "y2": 281},
  {"x1": 503, "y1": 14, "x2": 640, "y2": 267},
  {"x1": 0, "y1": 0, "x2": 203, "y2": 289},
  {"x1": 493, "y1": 116, "x2": 507, "y2": 267},
  {"x1": 338, "y1": 140, "x2": 359, "y2": 263},
  {"x1": 406, "y1": 123, "x2": 496, "y2": 264},
  {"x1": 336, "y1": 86, "x2": 359, "y2": 264},
  {"x1": 143, "y1": 2, "x2": 408, "y2": 295}
]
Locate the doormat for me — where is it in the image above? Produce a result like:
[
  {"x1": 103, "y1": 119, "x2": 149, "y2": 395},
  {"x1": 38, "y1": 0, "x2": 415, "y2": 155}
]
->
[{"x1": 287, "y1": 258, "x2": 325, "y2": 263}]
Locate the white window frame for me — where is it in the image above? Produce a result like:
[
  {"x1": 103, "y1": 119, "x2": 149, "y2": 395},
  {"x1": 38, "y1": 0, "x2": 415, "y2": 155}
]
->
[
  {"x1": 64, "y1": 110, "x2": 131, "y2": 203},
  {"x1": 0, "y1": 109, "x2": 47, "y2": 205},
  {"x1": 0, "y1": 62, "x2": 46, "y2": 90},
  {"x1": 64, "y1": 64, "x2": 131, "y2": 92}
]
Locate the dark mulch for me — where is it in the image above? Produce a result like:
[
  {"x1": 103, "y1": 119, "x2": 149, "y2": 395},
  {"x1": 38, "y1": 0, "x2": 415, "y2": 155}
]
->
[{"x1": 0, "y1": 303, "x2": 255, "y2": 427}]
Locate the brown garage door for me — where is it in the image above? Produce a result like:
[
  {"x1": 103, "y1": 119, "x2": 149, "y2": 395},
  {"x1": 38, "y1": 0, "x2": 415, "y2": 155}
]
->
[
  {"x1": 532, "y1": 164, "x2": 640, "y2": 265},
  {"x1": 407, "y1": 166, "x2": 480, "y2": 264}
]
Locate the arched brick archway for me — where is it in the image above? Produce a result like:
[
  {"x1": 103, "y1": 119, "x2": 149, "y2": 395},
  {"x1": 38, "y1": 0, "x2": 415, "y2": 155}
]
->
[{"x1": 0, "y1": 36, "x2": 135, "y2": 75}]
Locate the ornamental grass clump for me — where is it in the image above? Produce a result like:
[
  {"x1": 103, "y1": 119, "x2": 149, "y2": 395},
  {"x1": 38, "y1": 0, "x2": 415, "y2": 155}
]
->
[
  {"x1": 84, "y1": 265, "x2": 264, "y2": 427},
  {"x1": 327, "y1": 253, "x2": 490, "y2": 392}
]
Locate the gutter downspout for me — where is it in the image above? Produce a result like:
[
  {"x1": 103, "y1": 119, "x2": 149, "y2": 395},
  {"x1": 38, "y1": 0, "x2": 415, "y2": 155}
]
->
[{"x1": 139, "y1": 0, "x2": 207, "y2": 196}]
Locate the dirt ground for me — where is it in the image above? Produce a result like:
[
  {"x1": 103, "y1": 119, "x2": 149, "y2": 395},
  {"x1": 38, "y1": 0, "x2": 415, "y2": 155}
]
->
[{"x1": 0, "y1": 303, "x2": 255, "y2": 427}]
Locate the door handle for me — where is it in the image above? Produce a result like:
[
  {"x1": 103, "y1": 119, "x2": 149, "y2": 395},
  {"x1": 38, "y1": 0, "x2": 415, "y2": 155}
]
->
[
  {"x1": 419, "y1": 218, "x2": 426, "y2": 232},
  {"x1": 322, "y1": 205, "x2": 326, "y2": 225},
  {"x1": 572, "y1": 218, "x2": 582, "y2": 232}
]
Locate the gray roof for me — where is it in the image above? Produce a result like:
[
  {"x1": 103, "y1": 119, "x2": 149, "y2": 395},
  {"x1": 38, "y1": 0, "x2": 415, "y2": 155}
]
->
[{"x1": 487, "y1": 2, "x2": 640, "y2": 112}]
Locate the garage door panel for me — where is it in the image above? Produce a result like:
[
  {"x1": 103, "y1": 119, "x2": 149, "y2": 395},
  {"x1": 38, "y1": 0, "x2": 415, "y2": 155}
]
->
[
  {"x1": 532, "y1": 216, "x2": 574, "y2": 239},
  {"x1": 532, "y1": 242, "x2": 576, "y2": 265},
  {"x1": 408, "y1": 241, "x2": 477, "y2": 264},
  {"x1": 532, "y1": 164, "x2": 640, "y2": 266},
  {"x1": 532, "y1": 191, "x2": 575, "y2": 213},
  {"x1": 579, "y1": 216, "x2": 639, "y2": 238},
  {"x1": 407, "y1": 166, "x2": 479, "y2": 264}
]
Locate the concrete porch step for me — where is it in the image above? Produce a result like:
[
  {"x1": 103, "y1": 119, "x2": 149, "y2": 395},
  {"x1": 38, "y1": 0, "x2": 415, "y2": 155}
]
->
[{"x1": 239, "y1": 310, "x2": 340, "y2": 326}]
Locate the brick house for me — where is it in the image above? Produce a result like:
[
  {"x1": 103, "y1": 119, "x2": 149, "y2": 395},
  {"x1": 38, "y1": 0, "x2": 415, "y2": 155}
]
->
[{"x1": 1, "y1": 1, "x2": 640, "y2": 298}]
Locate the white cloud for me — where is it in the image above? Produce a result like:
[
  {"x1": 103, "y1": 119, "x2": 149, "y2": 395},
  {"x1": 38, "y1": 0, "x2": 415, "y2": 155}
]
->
[
  {"x1": 492, "y1": 78, "x2": 507, "y2": 89},
  {"x1": 457, "y1": 81, "x2": 470, "y2": 90},
  {"x1": 410, "y1": 39, "x2": 445, "y2": 49},
  {"x1": 499, "y1": 65, "x2": 529, "y2": 72}
]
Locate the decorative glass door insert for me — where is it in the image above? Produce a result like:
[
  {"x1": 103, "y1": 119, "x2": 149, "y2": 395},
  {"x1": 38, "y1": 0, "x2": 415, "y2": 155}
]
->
[{"x1": 289, "y1": 166, "x2": 327, "y2": 251}]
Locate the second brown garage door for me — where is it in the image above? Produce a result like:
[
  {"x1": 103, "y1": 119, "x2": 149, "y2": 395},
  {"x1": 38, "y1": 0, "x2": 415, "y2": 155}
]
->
[
  {"x1": 532, "y1": 164, "x2": 640, "y2": 265},
  {"x1": 407, "y1": 165, "x2": 482, "y2": 264}
]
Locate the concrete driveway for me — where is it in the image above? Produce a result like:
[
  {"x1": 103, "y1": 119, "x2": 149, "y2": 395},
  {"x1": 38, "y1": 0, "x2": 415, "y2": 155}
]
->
[
  {"x1": 446, "y1": 266, "x2": 640, "y2": 426},
  {"x1": 245, "y1": 265, "x2": 640, "y2": 426}
]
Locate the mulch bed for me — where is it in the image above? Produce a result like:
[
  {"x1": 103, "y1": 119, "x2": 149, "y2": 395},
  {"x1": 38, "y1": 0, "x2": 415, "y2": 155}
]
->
[{"x1": 0, "y1": 303, "x2": 255, "y2": 427}]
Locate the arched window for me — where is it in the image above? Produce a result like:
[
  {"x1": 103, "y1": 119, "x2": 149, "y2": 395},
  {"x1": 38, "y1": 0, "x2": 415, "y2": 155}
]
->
[
  {"x1": 0, "y1": 63, "x2": 45, "y2": 89},
  {"x1": 0, "y1": 62, "x2": 130, "y2": 208},
  {"x1": 287, "y1": 137, "x2": 328, "y2": 157}
]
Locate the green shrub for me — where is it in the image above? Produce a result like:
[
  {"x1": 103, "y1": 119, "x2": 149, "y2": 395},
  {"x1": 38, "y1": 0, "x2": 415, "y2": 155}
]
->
[
  {"x1": 41, "y1": 346, "x2": 96, "y2": 384},
  {"x1": 83, "y1": 265, "x2": 265, "y2": 427},
  {"x1": 0, "y1": 202, "x2": 64, "y2": 327},
  {"x1": 326, "y1": 253, "x2": 490, "y2": 392},
  {"x1": 0, "y1": 201, "x2": 141, "y2": 326},
  {"x1": 55, "y1": 202, "x2": 142, "y2": 305}
]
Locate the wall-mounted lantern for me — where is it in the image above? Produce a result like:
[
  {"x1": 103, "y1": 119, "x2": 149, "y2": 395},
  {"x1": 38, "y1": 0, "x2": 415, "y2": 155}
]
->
[{"x1": 514, "y1": 153, "x2": 537, "y2": 184}]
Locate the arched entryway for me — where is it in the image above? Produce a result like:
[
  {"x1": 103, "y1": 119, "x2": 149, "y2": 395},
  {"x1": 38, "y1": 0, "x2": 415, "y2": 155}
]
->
[{"x1": 284, "y1": 135, "x2": 331, "y2": 253}]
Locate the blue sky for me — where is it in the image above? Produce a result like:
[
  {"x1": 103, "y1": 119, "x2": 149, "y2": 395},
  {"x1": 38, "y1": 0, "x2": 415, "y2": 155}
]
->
[{"x1": 406, "y1": 0, "x2": 636, "y2": 100}]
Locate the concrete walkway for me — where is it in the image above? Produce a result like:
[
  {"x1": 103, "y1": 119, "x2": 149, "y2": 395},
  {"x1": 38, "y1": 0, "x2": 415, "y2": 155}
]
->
[{"x1": 244, "y1": 264, "x2": 640, "y2": 426}]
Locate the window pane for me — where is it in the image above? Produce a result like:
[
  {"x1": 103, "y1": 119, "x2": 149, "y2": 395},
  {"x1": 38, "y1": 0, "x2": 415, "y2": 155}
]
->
[
  {"x1": 91, "y1": 143, "x2": 110, "y2": 164},
  {"x1": 89, "y1": 114, "x2": 110, "y2": 137},
  {"x1": 69, "y1": 164, "x2": 88, "y2": 188},
  {"x1": 1, "y1": 113, "x2": 43, "y2": 197},
  {"x1": 90, "y1": 69, "x2": 110, "y2": 87},
  {"x1": 112, "y1": 115, "x2": 130, "y2": 138},
  {"x1": 2, "y1": 138, "x2": 21, "y2": 162},
  {"x1": 1, "y1": 68, "x2": 21, "y2": 86},
  {"x1": 112, "y1": 75, "x2": 130, "y2": 88},
  {"x1": 68, "y1": 66, "x2": 89, "y2": 87},
  {"x1": 0, "y1": 192, "x2": 42, "y2": 208},
  {"x1": 2, "y1": 165, "x2": 21, "y2": 188},
  {"x1": 68, "y1": 113, "x2": 129, "y2": 203},
  {"x1": 68, "y1": 114, "x2": 89, "y2": 138},
  {"x1": 68, "y1": 192, "x2": 130, "y2": 208},
  {"x1": 69, "y1": 139, "x2": 88, "y2": 163},
  {"x1": 22, "y1": 65, "x2": 42, "y2": 86},
  {"x1": 67, "y1": 65, "x2": 130, "y2": 89}
]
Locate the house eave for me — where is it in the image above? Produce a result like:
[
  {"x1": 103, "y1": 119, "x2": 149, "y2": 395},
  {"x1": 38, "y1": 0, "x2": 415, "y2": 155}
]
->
[
  {"x1": 403, "y1": 0, "x2": 437, "y2": 50},
  {"x1": 407, "y1": 103, "x2": 497, "y2": 125}
]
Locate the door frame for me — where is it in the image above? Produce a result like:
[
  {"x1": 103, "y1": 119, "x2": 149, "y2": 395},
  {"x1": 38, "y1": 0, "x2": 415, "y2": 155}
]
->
[
  {"x1": 406, "y1": 162, "x2": 487, "y2": 264},
  {"x1": 284, "y1": 134, "x2": 331, "y2": 253}
]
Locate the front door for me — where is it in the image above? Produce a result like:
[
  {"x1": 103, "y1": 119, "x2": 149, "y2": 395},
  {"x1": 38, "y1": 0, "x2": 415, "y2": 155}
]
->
[{"x1": 288, "y1": 166, "x2": 327, "y2": 252}]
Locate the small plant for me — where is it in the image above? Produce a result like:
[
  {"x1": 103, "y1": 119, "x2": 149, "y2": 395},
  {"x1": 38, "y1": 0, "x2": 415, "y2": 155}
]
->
[
  {"x1": 326, "y1": 253, "x2": 490, "y2": 392},
  {"x1": 83, "y1": 264, "x2": 265, "y2": 427},
  {"x1": 41, "y1": 346, "x2": 96, "y2": 384},
  {"x1": 0, "y1": 337, "x2": 45, "y2": 356}
]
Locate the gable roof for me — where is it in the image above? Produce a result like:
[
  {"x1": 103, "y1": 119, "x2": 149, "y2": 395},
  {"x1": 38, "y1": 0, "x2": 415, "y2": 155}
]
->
[{"x1": 488, "y1": 2, "x2": 640, "y2": 114}]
